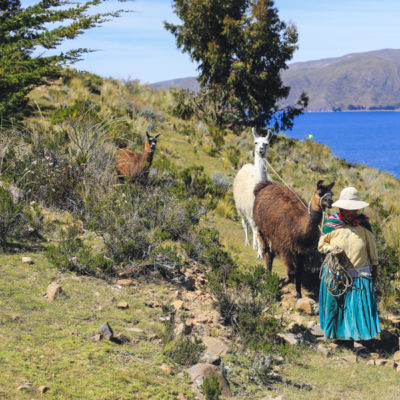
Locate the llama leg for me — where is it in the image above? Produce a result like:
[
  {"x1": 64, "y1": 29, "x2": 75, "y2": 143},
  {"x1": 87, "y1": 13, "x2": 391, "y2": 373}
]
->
[
  {"x1": 256, "y1": 235, "x2": 263, "y2": 259},
  {"x1": 241, "y1": 217, "x2": 250, "y2": 246},
  {"x1": 281, "y1": 254, "x2": 295, "y2": 285},
  {"x1": 295, "y1": 255, "x2": 305, "y2": 299}
]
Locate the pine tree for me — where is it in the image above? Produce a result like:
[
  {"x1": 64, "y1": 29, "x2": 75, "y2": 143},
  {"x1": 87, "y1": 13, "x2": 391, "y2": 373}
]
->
[
  {"x1": 165, "y1": 0, "x2": 308, "y2": 130},
  {"x1": 0, "y1": 0, "x2": 126, "y2": 121}
]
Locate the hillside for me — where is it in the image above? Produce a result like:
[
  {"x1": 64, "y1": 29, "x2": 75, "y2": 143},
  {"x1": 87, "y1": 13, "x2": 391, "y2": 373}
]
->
[
  {"x1": 152, "y1": 48, "x2": 400, "y2": 112},
  {"x1": 1, "y1": 71, "x2": 400, "y2": 399}
]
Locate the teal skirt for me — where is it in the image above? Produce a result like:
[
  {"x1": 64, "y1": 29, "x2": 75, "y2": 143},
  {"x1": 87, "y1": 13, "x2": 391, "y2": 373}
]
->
[{"x1": 319, "y1": 266, "x2": 380, "y2": 340}]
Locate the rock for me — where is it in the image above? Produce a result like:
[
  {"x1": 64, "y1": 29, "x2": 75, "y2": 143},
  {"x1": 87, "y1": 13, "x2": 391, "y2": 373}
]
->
[
  {"x1": 342, "y1": 355, "x2": 357, "y2": 363},
  {"x1": 174, "y1": 321, "x2": 193, "y2": 336},
  {"x1": 46, "y1": 282, "x2": 62, "y2": 301},
  {"x1": 261, "y1": 396, "x2": 288, "y2": 400},
  {"x1": 375, "y1": 359, "x2": 396, "y2": 368},
  {"x1": 296, "y1": 297, "x2": 317, "y2": 315},
  {"x1": 328, "y1": 343, "x2": 339, "y2": 351},
  {"x1": 116, "y1": 279, "x2": 134, "y2": 287},
  {"x1": 367, "y1": 359, "x2": 375, "y2": 366},
  {"x1": 161, "y1": 364, "x2": 172, "y2": 375},
  {"x1": 17, "y1": 383, "x2": 34, "y2": 391},
  {"x1": 22, "y1": 257, "x2": 34, "y2": 264},
  {"x1": 172, "y1": 300, "x2": 184, "y2": 310},
  {"x1": 200, "y1": 352, "x2": 221, "y2": 365},
  {"x1": 369, "y1": 352, "x2": 380, "y2": 359},
  {"x1": 98, "y1": 322, "x2": 114, "y2": 339},
  {"x1": 277, "y1": 332, "x2": 300, "y2": 346},
  {"x1": 37, "y1": 386, "x2": 50, "y2": 393},
  {"x1": 92, "y1": 334, "x2": 102, "y2": 342},
  {"x1": 316, "y1": 344, "x2": 331, "y2": 356},
  {"x1": 126, "y1": 327, "x2": 144, "y2": 334},
  {"x1": 309, "y1": 324, "x2": 324, "y2": 337},
  {"x1": 146, "y1": 301, "x2": 160, "y2": 308},
  {"x1": 186, "y1": 363, "x2": 231, "y2": 397},
  {"x1": 393, "y1": 350, "x2": 400, "y2": 361},
  {"x1": 117, "y1": 301, "x2": 129, "y2": 309},
  {"x1": 112, "y1": 333, "x2": 130, "y2": 344},
  {"x1": 201, "y1": 336, "x2": 230, "y2": 357},
  {"x1": 177, "y1": 393, "x2": 187, "y2": 400}
]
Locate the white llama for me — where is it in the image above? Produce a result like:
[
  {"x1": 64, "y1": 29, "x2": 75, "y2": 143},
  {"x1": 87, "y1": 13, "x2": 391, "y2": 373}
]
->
[{"x1": 233, "y1": 128, "x2": 273, "y2": 258}]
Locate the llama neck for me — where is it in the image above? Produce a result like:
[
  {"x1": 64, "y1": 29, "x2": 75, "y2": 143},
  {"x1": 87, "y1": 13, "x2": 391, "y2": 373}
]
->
[
  {"x1": 299, "y1": 198, "x2": 323, "y2": 238},
  {"x1": 254, "y1": 152, "x2": 268, "y2": 183},
  {"x1": 141, "y1": 149, "x2": 154, "y2": 169}
]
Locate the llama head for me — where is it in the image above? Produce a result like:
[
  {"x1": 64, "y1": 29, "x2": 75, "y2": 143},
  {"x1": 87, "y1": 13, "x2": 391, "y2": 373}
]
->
[
  {"x1": 252, "y1": 128, "x2": 273, "y2": 158},
  {"x1": 315, "y1": 180, "x2": 335, "y2": 209},
  {"x1": 145, "y1": 132, "x2": 161, "y2": 153}
]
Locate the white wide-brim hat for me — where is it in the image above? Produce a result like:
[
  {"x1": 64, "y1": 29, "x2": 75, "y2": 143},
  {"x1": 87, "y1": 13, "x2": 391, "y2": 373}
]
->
[{"x1": 332, "y1": 187, "x2": 369, "y2": 210}]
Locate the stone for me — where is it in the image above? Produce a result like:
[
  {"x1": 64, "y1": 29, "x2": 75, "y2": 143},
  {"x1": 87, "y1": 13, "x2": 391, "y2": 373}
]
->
[
  {"x1": 369, "y1": 352, "x2": 380, "y2": 359},
  {"x1": 117, "y1": 301, "x2": 129, "y2": 309},
  {"x1": 116, "y1": 279, "x2": 134, "y2": 287},
  {"x1": 342, "y1": 355, "x2": 357, "y2": 363},
  {"x1": 92, "y1": 334, "x2": 103, "y2": 342},
  {"x1": 37, "y1": 386, "x2": 50, "y2": 393},
  {"x1": 201, "y1": 336, "x2": 230, "y2": 357},
  {"x1": 328, "y1": 343, "x2": 339, "y2": 351},
  {"x1": 393, "y1": 350, "x2": 400, "y2": 361},
  {"x1": 375, "y1": 359, "x2": 396, "y2": 368},
  {"x1": 199, "y1": 352, "x2": 221, "y2": 365},
  {"x1": 172, "y1": 300, "x2": 184, "y2": 310},
  {"x1": 174, "y1": 321, "x2": 193, "y2": 336},
  {"x1": 261, "y1": 396, "x2": 288, "y2": 400},
  {"x1": 112, "y1": 333, "x2": 130, "y2": 344},
  {"x1": 177, "y1": 393, "x2": 187, "y2": 400},
  {"x1": 17, "y1": 383, "x2": 34, "y2": 391},
  {"x1": 98, "y1": 322, "x2": 114, "y2": 339},
  {"x1": 316, "y1": 344, "x2": 331, "y2": 356},
  {"x1": 161, "y1": 364, "x2": 172, "y2": 375},
  {"x1": 22, "y1": 257, "x2": 34, "y2": 264},
  {"x1": 309, "y1": 324, "x2": 324, "y2": 337},
  {"x1": 126, "y1": 327, "x2": 144, "y2": 334},
  {"x1": 277, "y1": 332, "x2": 300, "y2": 346},
  {"x1": 296, "y1": 297, "x2": 317, "y2": 315},
  {"x1": 46, "y1": 282, "x2": 62, "y2": 301},
  {"x1": 186, "y1": 363, "x2": 231, "y2": 397},
  {"x1": 367, "y1": 360, "x2": 375, "y2": 366}
]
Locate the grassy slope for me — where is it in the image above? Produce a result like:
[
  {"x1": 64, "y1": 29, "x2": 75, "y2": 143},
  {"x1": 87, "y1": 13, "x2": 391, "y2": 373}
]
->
[{"x1": 2, "y1": 74, "x2": 400, "y2": 399}]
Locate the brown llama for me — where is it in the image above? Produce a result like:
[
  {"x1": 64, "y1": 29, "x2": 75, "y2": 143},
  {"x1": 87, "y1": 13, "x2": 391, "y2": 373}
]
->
[
  {"x1": 253, "y1": 179, "x2": 335, "y2": 298},
  {"x1": 116, "y1": 132, "x2": 160, "y2": 183}
]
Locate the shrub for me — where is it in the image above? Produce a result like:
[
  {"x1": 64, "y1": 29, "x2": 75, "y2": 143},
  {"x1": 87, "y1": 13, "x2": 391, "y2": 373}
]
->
[
  {"x1": 46, "y1": 224, "x2": 113, "y2": 277},
  {"x1": 0, "y1": 187, "x2": 24, "y2": 248},
  {"x1": 202, "y1": 371, "x2": 222, "y2": 400}
]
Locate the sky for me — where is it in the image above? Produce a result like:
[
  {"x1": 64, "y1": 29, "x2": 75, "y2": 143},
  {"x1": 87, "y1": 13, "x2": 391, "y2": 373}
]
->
[{"x1": 25, "y1": 0, "x2": 400, "y2": 84}]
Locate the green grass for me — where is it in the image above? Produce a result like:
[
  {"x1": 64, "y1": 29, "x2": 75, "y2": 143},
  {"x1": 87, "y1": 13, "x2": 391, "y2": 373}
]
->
[{"x1": 0, "y1": 252, "x2": 195, "y2": 399}]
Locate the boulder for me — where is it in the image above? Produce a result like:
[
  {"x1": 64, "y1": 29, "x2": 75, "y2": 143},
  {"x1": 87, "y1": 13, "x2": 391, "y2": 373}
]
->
[
  {"x1": 201, "y1": 336, "x2": 230, "y2": 357},
  {"x1": 277, "y1": 333, "x2": 300, "y2": 346},
  {"x1": 98, "y1": 322, "x2": 114, "y2": 339},
  {"x1": 46, "y1": 282, "x2": 62, "y2": 301},
  {"x1": 116, "y1": 279, "x2": 134, "y2": 287},
  {"x1": 296, "y1": 297, "x2": 318, "y2": 315},
  {"x1": 117, "y1": 302, "x2": 129, "y2": 309},
  {"x1": 22, "y1": 257, "x2": 34, "y2": 264},
  {"x1": 187, "y1": 363, "x2": 231, "y2": 397}
]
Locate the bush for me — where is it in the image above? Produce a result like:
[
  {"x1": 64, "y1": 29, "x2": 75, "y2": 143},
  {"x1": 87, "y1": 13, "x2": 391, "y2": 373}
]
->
[
  {"x1": 0, "y1": 187, "x2": 24, "y2": 248},
  {"x1": 202, "y1": 371, "x2": 222, "y2": 400},
  {"x1": 46, "y1": 225, "x2": 113, "y2": 277}
]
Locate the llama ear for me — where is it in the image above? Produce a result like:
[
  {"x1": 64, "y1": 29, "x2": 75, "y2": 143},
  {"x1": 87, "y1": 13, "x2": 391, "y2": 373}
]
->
[
  {"x1": 252, "y1": 127, "x2": 259, "y2": 140},
  {"x1": 266, "y1": 129, "x2": 273, "y2": 142},
  {"x1": 146, "y1": 131, "x2": 150, "y2": 139},
  {"x1": 328, "y1": 182, "x2": 335, "y2": 189},
  {"x1": 316, "y1": 179, "x2": 324, "y2": 189},
  {"x1": 155, "y1": 133, "x2": 161, "y2": 139}
]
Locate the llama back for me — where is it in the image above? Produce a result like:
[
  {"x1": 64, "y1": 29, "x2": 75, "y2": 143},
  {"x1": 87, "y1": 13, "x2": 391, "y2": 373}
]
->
[
  {"x1": 233, "y1": 163, "x2": 256, "y2": 219},
  {"x1": 253, "y1": 182, "x2": 308, "y2": 248},
  {"x1": 116, "y1": 148, "x2": 141, "y2": 177}
]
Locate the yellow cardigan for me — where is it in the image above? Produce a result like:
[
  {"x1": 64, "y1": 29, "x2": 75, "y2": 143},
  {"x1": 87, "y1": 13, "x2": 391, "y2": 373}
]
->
[{"x1": 318, "y1": 225, "x2": 379, "y2": 270}]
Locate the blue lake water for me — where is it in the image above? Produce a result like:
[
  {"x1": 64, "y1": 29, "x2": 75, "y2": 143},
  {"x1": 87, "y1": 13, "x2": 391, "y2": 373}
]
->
[{"x1": 285, "y1": 112, "x2": 400, "y2": 180}]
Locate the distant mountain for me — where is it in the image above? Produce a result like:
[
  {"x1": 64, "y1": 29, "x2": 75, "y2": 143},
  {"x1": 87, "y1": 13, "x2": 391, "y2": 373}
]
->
[{"x1": 152, "y1": 49, "x2": 400, "y2": 112}]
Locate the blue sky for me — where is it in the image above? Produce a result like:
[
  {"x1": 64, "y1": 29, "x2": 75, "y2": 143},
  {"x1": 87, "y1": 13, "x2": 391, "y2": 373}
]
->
[{"x1": 25, "y1": 0, "x2": 400, "y2": 83}]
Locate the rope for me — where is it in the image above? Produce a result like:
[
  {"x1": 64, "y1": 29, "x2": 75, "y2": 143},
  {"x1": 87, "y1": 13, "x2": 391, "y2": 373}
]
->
[
  {"x1": 319, "y1": 248, "x2": 353, "y2": 297},
  {"x1": 263, "y1": 159, "x2": 327, "y2": 232},
  {"x1": 264, "y1": 159, "x2": 308, "y2": 210}
]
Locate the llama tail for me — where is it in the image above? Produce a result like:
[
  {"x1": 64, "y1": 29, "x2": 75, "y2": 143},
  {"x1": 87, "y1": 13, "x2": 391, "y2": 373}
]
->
[{"x1": 254, "y1": 180, "x2": 274, "y2": 197}]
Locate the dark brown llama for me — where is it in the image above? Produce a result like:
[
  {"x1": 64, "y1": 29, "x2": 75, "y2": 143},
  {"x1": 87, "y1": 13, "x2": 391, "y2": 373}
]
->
[
  {"x1": 116, "y1": 132, "x2": 160, "y2": 183},
  {"x1": 253, "y1": 180, "x2": 335, "y2": 298}
]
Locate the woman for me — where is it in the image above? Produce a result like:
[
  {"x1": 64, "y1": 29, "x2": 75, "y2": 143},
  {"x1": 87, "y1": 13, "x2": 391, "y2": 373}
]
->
[{"x1": 318, "y1": 186, "x2": 380, "y2": 341}]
